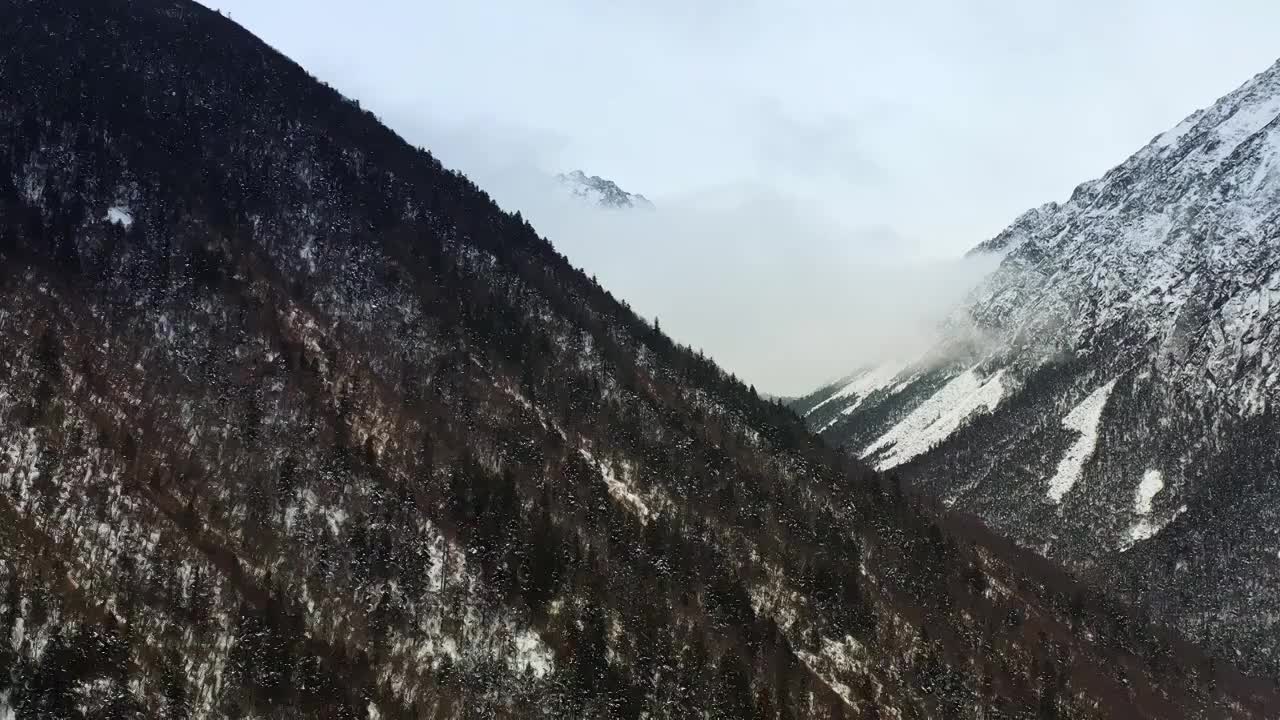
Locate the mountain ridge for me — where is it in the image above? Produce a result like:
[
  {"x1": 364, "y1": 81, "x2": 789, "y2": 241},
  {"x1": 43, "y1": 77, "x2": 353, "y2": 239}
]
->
[{"x1": 800, "y1": 51, "x2": 1280, "y2": 675}]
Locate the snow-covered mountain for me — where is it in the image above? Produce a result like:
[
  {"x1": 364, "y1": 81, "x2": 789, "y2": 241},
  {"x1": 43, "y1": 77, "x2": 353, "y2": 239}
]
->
[
  {"x1": 556, "y1": 169, "x2": 654, "y2": 209},
  {"x1": 797, "y1": 57, "x2": 1280, "y2": 673},
  {"x1": 3, "y1": 2, "x2": 1268, "y2": 717}
]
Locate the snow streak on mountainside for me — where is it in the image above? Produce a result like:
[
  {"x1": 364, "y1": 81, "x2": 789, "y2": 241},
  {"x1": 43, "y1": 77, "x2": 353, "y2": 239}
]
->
[
  {"x1": 862, "y1": 367, "x2": 1006, "y2": 471},
  {"x1": 799, "y1": 57, "x2": 1280, "y2": 675},
  {"x1": 806, "y1": 362, "x2": 909, "y2": 433},
  {"x1": 1045, "y1": 379, "x2": 1117, "y2": 504}
]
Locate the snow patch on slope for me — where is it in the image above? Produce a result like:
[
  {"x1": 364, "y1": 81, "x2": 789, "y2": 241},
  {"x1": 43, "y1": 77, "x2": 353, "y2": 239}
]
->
[
  {"x1": 862, "y1": 367, "x2": 1006, "y2": 470},
  {"x1": 1133, "y1": 469, "x2": 1164, "y2": 516},
  {"x1": 1046, "y1": 380, "x2": 1117, "y2": 503},
  {"x1": 1155, "y1": 114, "x2": 1199, "y2": 149},
  {"x1": 579, "y1": 447, "x2": 652, "y2": 523},
  {"x1": 600, "y1": 460, "x2": 650, "y2": 522},
  {"x1": 1197, "y1": 86, "x2": 1280, "y2": 166},
  {"x1": 513, "y1": 628, "x2": 555, "y2": 677},
  {"x1": 794, "y1": 643, "x2": 859, "y2": 709},
  {"x1": 1123, "y1": 469, "x2": 1188, "y2": 548},
  {"x1": 104, "y1": 206, "x2": 133, "y2": 228}
]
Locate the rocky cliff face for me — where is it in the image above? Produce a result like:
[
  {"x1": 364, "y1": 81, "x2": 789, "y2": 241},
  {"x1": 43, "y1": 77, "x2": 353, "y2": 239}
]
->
[
  {"x1": 0, "y1": 1, "x2": 1272, "y2": 717},
  {"x1": 799, "y1": 57, "x2": 1280, "y2": 675}
]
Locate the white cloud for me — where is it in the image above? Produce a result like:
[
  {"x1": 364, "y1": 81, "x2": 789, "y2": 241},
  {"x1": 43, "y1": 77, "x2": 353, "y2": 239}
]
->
[
  {"x1": 433, "y1": 132, "x2": 998, "y2": 393},
  {"x1": 206, "y1": 0, "x2": 1280, "y2": 391}
]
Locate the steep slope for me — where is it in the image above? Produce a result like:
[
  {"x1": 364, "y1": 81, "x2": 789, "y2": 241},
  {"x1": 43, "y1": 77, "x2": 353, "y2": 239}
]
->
[
  {"x1": 0, "y1": 1, "x2": 1273, "y2": 717},
  {"x1": 556, "y1": 170, "x2": 654, "y2": 209},
  {"x1": 801, "y1": 57, "x2": 1280, "y2": 674}
]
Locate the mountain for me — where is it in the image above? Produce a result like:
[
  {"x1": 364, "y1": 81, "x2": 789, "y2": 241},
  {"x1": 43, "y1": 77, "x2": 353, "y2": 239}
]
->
[
  {"x1": 797, "y1": 57, "x2": 1280, "y2": 675},
  {"x1": 556, "y1": 170, "x2": 654, "y2": 209},
  {"x1": 0, "y1": 1, "x2": 1274, "y2": 717}
]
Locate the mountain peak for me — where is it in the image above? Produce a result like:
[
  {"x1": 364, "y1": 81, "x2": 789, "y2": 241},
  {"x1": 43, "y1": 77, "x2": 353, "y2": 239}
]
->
[{"x1": 556, "y1": 169, "x2": 654, "y2": 209}]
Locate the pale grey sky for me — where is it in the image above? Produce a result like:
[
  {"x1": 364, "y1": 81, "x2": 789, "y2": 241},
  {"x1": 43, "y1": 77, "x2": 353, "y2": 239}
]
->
[{"x1": 206, "y1": 0, "x2": 1280, "y2": 392}]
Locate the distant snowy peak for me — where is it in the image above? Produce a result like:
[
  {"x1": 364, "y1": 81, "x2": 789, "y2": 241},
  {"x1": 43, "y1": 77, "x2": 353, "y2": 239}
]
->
[{"x1": 556, "y1": 169, "x2": 654, "y2": 209}]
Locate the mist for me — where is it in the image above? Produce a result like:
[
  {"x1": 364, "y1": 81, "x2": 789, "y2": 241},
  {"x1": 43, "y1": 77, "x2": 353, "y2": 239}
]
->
[
  {"x1": 205, "y1": 0, "x2": 1280, "y2": 395},
  {"x1": 427, "y1": 129, "x2": 1000, "y2": 396}
]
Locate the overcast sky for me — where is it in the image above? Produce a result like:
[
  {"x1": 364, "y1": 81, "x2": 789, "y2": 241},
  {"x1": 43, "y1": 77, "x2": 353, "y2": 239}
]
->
[{"x1": 207, "y1": 0, "x2": 1280, "y2": 393}]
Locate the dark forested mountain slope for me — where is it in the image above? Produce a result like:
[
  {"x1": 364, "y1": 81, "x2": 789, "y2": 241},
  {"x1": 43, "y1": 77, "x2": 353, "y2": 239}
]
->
[
  {"x1": 797, "y1": 56, "x2": 1280, "y2": 677},
  {"x1": 0, "y1": 1, "x2": 1272, "y2": 717}
]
